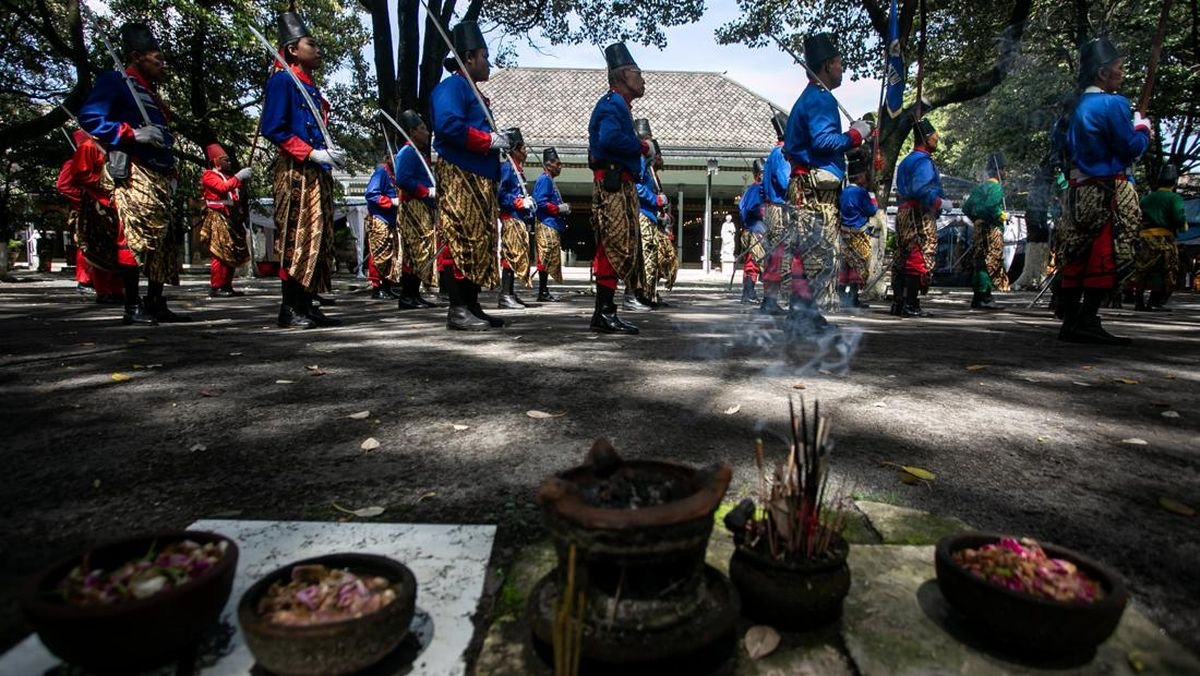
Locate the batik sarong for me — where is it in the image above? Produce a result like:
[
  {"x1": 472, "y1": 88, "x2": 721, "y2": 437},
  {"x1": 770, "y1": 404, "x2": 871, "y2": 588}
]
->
[
  {"x1": 366, "y1": 215, "x2": 401, "y2": 284},
  {"x1": 535, "y1": 222, "x2": 563, "y2": 283},
  {"x1": 591, "y1": 180, "x2": 641, "y2": 287},
  {"x1": 971, "y1": 223, "x2": 1008, "y2": 293},
  {"x1": 839, "y1": 228, "x2": 872, "y2": 283},
  {"x1": 198, "y1": 209, "x2": 249, "y2": 268},
  {"x1": 399, "y1": 199, "x2": 437, "y2": 286},
  {"x1": 113, "y1": 162, "x2": 178, "y2": 284},
  {"x1": 1056, "y1": 179, "x2": 1140, "y2": 289},
  {"x1": 78, "y1": 195, "x2": 119, "y2": 271},
  {"x1": 1131, "y1": 229, "x2": 1179, "y2": 291},
  {"x1": 638, "y1": 214, "x2": 660, "y2": 299},
  {"x1": 435, "y1": 158, "x2": 498, "y2": 288},
  {"x1": 742, "y1": 230, "x2": 768, "y2": 269},
  {"x1": 500, "y1": 216, "x2": 532, "y2": 287},
  {"x1": 892, "y1": 206, "x2": 938, "y2": 288},
  {"x1": 787, "y1": 171, "x2": 841, "y2": 311},
  {"x1": 657, "y1": 228, "x2": 678, "y2": 290},
  {"x1": 272, "y1": 155, "x2": 334, "y2": 291}
]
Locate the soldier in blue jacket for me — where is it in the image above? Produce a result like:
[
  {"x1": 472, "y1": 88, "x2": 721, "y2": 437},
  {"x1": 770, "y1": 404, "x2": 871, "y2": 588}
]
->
[
  {"x1": 392, "y1": 109, "x2": 438, "y2": 310},
  {"x1": 260, "y1": 11, "x2": 345, "y2": 329},
  {"x1": 496, "y1": 128, "x2": 535, "y2": 309},
  {"x1": 782, "y1": 33, "x2": 874, "y2": 331},
  {"x1": 1056, "y1": 37, "x2": 1149, "y2": 345},
  {"x1": 363, "y1": 157, "x2": 400, "y2": 301},
  {"x1": 633, "y1": 120, "x2": 669, "y2": 308},
  {"x1": 430, "y1": 20, "x2": 511, "y2": 331},
  {"x1": 532, "y1": 147, "x2": 569, "y2": 301},
  {"x1": 838, "y1": 149, "x2": 878, "y2": 309},
  {"x1": 587, "y1": 42, "x2": 651, "y2": 335},
  {"x1": 891, "y1": 118, "x2": 946, "y2": 318},
  {"x1": 79, "y1": 22, "x2": 187, "y2": 325},
  {"x1": 760, "y1": 111, "x2": 791, "y2": 315},
  {"x1": 738, "y1": 159, "x2": 767, "y2": 303}
]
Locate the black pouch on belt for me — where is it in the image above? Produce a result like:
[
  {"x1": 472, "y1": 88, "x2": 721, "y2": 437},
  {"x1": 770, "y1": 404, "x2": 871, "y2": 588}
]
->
[{"x1": 602, "y1": 162, "x2": 622, "y2": 193}]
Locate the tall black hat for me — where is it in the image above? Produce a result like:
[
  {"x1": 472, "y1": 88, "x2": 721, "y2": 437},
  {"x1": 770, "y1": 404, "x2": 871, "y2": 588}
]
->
[
  {"x1": 543, "y1": 147, "x2": 560, "y2": 164},
  {"x1": 120, "y1": 22, "x2": 160, "y2": 56},
  {"x1": 399, "y1": 109, "x2": 425, "y2": 134},
  {"x1": 633, "y1": 118, "x2": 653, "y2": 139},
  {"x1": 445, "y1": 21, "x2": 486, "y2": 70},
  {"x1": 277, "y1": 12, "x2": 310, "y2": 48},
  {"x1": 914, "y1": 118, "x2": 936, "y2": 142},
  {"x1": 804, "y1": 33, "x2": 839, "y2": 69},
  {"x1": 501, "y1": 127, "x2": 524, "y2": 149},
  {"x1": 771, "y1": 111, "x2": 788, "y2": 140},
  {"x1": 752, "y1": 158, "x2": 765, "y2": 175},
  {"x1": 1079, "y1": 36, "x2": 1121, "y2": 84},
  {"x1": 650, "y1": 139, "x2": 662, "y2": 159},
  {"x1": 847, "y1": 148, "x2": 870, "y2": 177},
  {"x1": 604, "y1": 42, "x2": 638, "y2": 71},
  {"x1": 1157, "y1": 163, "x2": 1179, "y2": 186},
  {"x1": 987, "y1": 151, "x2": 1006, "y2": 175}
]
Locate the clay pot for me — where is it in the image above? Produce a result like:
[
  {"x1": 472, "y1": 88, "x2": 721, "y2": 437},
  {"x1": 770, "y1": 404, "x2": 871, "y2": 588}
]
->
[
  {"x1": 729, "y1": 532, "x2": 851, "y2": 630},
  {"x1": 238, "y1": 553, "x2": 417, "y2": 676},
  {"x1": 21, "y1": 531, "x2": 238, "y2": 675},
  {"x1": 935, "y1": 532, "x2": 1128, "y2": 658}
]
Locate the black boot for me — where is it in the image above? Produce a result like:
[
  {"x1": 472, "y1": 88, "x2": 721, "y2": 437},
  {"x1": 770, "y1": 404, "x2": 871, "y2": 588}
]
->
[
  {"x1": 741, "y1": 277, "x2": 755, "y2": 303},
  {"x1": 397, "y1": 275, "x2": 423, "y2": 310},
  {"x1": 759, "y1": 284, "x2": 787, "y2": 315},
  {"x1": 278, "y1": 280, "x2": 316, "y2": 329},
  {"x1": 312, "y1": 292, "x2": 336, "y2": 306},
  {"x1": 747, "y1": 277, "x2": 758, "y2": 302},
  {"x1": 120, "y1": 267, "x2": 155, "y2": 325},
  {"x1": 410, "y1": 274, "x2": 437, "y2": 307},
  {"x1": 146, "y1": 281, "x2": 192, "y2": 323},
  {"x1": 372, "y1": 284, "x2": 399, "y2": 300},
  {"x1": 785, "y1": 297, "x2": 830, "y2": 338},
  {"x1": 304, "y1": 288, "x2": 341, "y2": 327},
  {"x1": 591, "y1": 285, "x2": 638, "y2": 334},
  {"x1": 467, "y1": 282, "x2": 504, "y2": 327},
  {"x1": 498, "y1": 268, "x2": 524, "y2": 309},
  {"x1": 901, "y1": 277, "x2": 928, "y2": 317},
  {"x1": 838, "y1": 285, "x2": 854, "y2": 309},
  {"x1": 889, "y1": 275, "x2": 906, "y2": 316},
  {"x1": 623, "y1": 289, "x2": 652, "y2": 312},
  {"x1": 1056, "y1": 287, "x2": 1083, "y2": 340},
  {"x1": 1147, "y1": 290, "x2": 1170, "y2": 311},
  {"x1": 444, "y1": 274, "x2": 489, "y2": 331},
  {"x1": 850, "y1": 285, "x2": 868, "y2": 308},
  {"x1": 1066, "y1": 290, "x2": 1132, "y2": 345},
  {"x1": 536, "y1": 271, "x2": 560, "y2": 302}
]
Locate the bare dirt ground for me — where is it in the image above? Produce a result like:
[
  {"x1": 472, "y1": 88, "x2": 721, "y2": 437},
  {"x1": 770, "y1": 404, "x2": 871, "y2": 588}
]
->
[{"x1": 1, "y1": 268, "x2": 1197, "y2": 660}]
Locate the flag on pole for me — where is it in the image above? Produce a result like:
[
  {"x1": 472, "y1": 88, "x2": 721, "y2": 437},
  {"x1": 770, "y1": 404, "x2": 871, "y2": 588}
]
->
[{"x1": 885, "y1": 0, "x2": 906, "y2": 117}]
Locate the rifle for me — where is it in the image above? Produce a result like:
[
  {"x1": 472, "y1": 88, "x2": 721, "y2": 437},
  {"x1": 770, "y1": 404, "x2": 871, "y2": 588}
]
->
[{"x1": 768, "y1": 33, "x2": 853, "y2": 123}]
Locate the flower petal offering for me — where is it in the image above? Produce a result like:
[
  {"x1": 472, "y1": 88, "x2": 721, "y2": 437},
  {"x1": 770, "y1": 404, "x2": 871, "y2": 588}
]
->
[
  {"x1": 257, "y1": 563, "x2": 397, "y2": 626},
  {"x1": 951, "y1": 536, "x2": 1104, "y2": 603},
  {"x1": 59, "y1": 539, "x2": 228, "y2": 606}
]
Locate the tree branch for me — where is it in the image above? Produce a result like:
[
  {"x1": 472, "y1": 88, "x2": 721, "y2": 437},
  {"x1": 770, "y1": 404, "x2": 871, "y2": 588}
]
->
[{"x1": 923, "y1": 0, "x2": 1033, "y2": 109}]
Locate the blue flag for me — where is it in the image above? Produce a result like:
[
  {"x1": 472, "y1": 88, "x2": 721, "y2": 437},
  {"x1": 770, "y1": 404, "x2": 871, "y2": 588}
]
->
[{"x1": 885, "y1": 0, "x2": 905, "y2": 117}]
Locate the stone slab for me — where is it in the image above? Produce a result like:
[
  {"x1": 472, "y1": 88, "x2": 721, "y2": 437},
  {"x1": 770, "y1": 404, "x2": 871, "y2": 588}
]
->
[
  {"x1": 1, "y1": 520, "x2": 496, "y2": 676},
  {"x1": 855, "y1": 500, "x2": 971, "y2": 545},
  {"x1": 842, "y1": 544, "x2": 1200, "y2": 675}
]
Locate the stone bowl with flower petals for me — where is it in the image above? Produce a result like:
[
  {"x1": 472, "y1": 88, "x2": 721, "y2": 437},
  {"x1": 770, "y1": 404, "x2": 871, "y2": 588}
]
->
[{"x1": 935, "y1": 531, "x2": 1128, "y2": 659}]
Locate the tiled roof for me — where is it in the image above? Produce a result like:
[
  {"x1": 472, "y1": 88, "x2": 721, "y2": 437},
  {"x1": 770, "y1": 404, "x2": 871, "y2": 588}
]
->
[{"x1": 479, "y1": 67, "x2": 780, "y2": 159}]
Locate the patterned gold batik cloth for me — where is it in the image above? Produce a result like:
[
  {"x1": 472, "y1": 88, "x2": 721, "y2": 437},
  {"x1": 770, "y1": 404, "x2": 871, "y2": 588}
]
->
[
  {"x1": 77, "y1": 196, "x2": 119, "y2": 271},
  {"x1": 591, "y1": 180, "x2": 642, "y2": 287},
  {"x1": 637, "y1": 213, "x2": 660, "y2": 299},
  {"x1": 366, "y1": 215, "x2": 402, "y2": 283},
  {"x1": 764, "y1": 203, "x2": 787, "y2": 246},
  {"x1": 535, "y1": 222, "x2": 563, "y2": 283},
  {"x1": 657, "y1": 228, "x2": 678, "y2": 290},
  {"x1": 113, "y1": 162, "x2": 178, "y2": 284},
  {"x1": 741, "y1": 230, "x2": 768, "y2": 269},
  {"x1": 1131, "y1": 232, "x2": 1179, "y2": 290},
  {"x1": 787, "y1": 172, "x2": 841, "y2": 311},
  {"x1": 839, "y1": 228, "x2": 872, "y2": 282},
  {"x1": 500, "y1": 216, "x2": 532, "y2": 287},
  {"x1": 892, "y1": 206, "x2": 938, "y2": 287},
  {"x1": 198, "y1": 209, "x2": 250, "y2": 268},
  {"x1": 435, "y1": 159, "x2": 498, "y2": 288},
  {"x1": 1057, "y1": 180, "x2": 1140, "y2": 276},
  {"x1": 272, "y1": 155, "x2": 334, "y2": 291},
  {"x1": 399, "y1": 199, "x2": 437, "y2": 286},
  {"x1": 972, "y1": 223, "x2": 1009, "y2": 292}
]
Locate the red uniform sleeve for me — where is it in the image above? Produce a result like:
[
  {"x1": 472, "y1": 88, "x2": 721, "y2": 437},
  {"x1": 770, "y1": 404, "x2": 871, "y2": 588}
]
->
[
  {"x1": 201, "y1": 170, "x2": 241, "y2": 195},
  {"x1": 117, "y1": 122, "x2": 136, "y2": 144},
  {"x1": 377, "y1": 195, "x2": 393, "y2": 209},
  {"x1": 56, "y1": 160, "x2": 82, "y2": 206},
  {"x1": 280, "y1": 137, "x2": 313, "y2": 163},
  {"x1": 847, "y1": 128, "x2": 863, "y2": 147},
  {"x1": 545, "y1": 202, "x2": 560, "y2": 215},
  {"x1": 640, "y1": 139, "x2": 650, "y2": 156},
  {"x1": 75, "y1": 144, "x2": 112, "y2": 206},
  {"x1": 413, "y1": 185, "x2": 430, "y2": 199},
  {"x1": 465, "y1": 127, "x2": 492, "y2": 154}
]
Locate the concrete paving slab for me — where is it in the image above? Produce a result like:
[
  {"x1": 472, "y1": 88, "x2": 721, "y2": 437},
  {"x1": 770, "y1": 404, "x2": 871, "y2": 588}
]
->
[{"x1": 855, "y1": 500, "x2": 971, "y2": 545}]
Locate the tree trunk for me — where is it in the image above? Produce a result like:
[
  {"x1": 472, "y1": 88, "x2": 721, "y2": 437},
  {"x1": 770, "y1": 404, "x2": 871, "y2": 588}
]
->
[
  {"x1": 396, "y1": 0, "x2": 420, "y2": 111},
  {"x1": 417, "y1": 0, "x2": 456, "y2": 118},
  {"x1": 366, "y1": 0, "x2": 398, "y2": 115}
]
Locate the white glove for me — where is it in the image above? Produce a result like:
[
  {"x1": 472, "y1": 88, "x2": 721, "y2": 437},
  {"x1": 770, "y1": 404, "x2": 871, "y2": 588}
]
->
[
  {"x1": 519, "y1": 196, "x2": 535, "y2": 211},
  {"x1": 234, "y1": 167, "x2": 252, "y2": 182},
  {"x1": 1133, "y1": 112, "x2": 1152, "y2": 135},
  {"x1": 426, "y1": 186, "x2": 437, "y2": 198},
  {"x1": 489, "y1": 132, "x2": 511, "y2": 151},
  {"x1": 558, "y1": 203, "x2": 571, "y2": 215},
  {"x1": 850, "y1": 119, "x2": 872, "y2": 142},
  {"x1": 657, "y1": 193, "x2": 669, "y2": 207},
  {"x1": 133, "y1": 125, "x2": 165, "y2": 148},
  {"x1": 941, "y1": 198, "x2": 954, "y2": 212},
  {"x1": 309, "y1": 148, "x2": 346, "y2": 170}
]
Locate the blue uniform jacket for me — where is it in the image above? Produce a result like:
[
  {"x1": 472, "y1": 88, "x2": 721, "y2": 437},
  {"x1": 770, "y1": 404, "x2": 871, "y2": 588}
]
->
[
  {"x1": 533, "y1": 173, "x2": 566, "y2": 231},
  {"x1": 260, "y1": 66, "x2": 330, "y2": 164},
  {"x1": 588, "y1": 91, "x2": 643, "y2": 177},
  {"x1": 1067, "y1": 91, "x2": 1150, "y2": 178},
  {"x1": 763, "y1": 144, "x2": 789, "y2": 205},
  {"x1": 739, "y1": 180, "x2": 766, "y2": 234},
  {"x1": 431, "y1": 72, "x2": 500, "y2": 181},
  {"x1": 840, "y1": 184, "x2": 878, "y2": 230},
  {"x1": 636, "y1": 157, "x2": 660, "y2": 223},
  {"x1": 895, "y1": 149, "x2": 944, "y2": 213},
  {"x1": 79, "y1": 69, "x2": 174, "y2": 173},
  {"x1": 364, "y1": 165, "x2": 397, "y2": 225},
  {"x1": 392, "y1": 144, "x2": 434, "y2": 206},
  {"x1": 498, "y1": 162, "x2": 532, "y2": 220},
  {"x1": 784, "y1": 82, "x2": 856, "y2": 179}
]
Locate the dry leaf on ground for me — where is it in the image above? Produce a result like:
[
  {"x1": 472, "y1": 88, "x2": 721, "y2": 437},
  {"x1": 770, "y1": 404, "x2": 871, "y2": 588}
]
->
[
  {"x1": 1158, "y1": 497, "x2": 1195, "y2": 517},
  {"x1": 744, "y1": 625, "x2": 781, "y2": 659},
  {"x1": 1072, "y1": 381, "x2": 1091, "y2": 387},
  {"x1": 128, "y1": 337, "x2": 147, "y2": 344},
  {"x1": 332, "y1": 503, "x2": 385, "y2": 518},
  {"x1": 110, "y1": 372, "x2": 131, "y2": 382},
  {"x1": 901, "y1": 465, "x2": 937, "y2": 481},
  {"x1": 198, "y1": 389, "x2": 223, "y2": 398},
  {"x1": 305, "y1": 364, "x2": 320, "y2": 371},
  {"x1": 965, "y1": 364, "x2": 988, "y2": 371},
  {"x1": 189, "y1": 443, "x2": 207, "y2": 453},
  {"x1": 526, "y1": 410, "x2": 566, "y2": 419},
  {"x1": 724, "y1": 405, "x2": 741, "y2": 415},
  {"x1": 792, "y1": 383, "x2": 806, "y2": 390},
  {"x1": 348, "y1": 410, "x2": 371, "y2": 420},
  {"x1": 1114, "y1": 378, "x2": 1138, "y2": 385},
  {"x1": 452, "y1": 424, "x2": 469, "y2": 431},
  {"x1": 1161, "y1": 410, "x2": 1180, "y2": 419},
  {"x1": 1121, "y1": 438, "x2": 1148, "y2": 446},
  {"x1": 1128, "y1": 650, "x2": 1146, "y2": 673},
  {"x1": 275, "y1": 379, "x2": 295, "y2": 384},
  {"x1": 417, "y1": 491, "x2": 437, "y2": 503},
  {"x1": 361, "y1": 437, "x2": 381, "y2": 451},
  {"x1": 228, "y1": 352, "x2": 243, "y2": 357}
]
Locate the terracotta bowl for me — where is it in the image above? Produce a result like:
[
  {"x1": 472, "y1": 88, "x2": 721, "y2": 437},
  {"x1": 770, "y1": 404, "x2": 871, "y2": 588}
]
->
[
  {"x1": 730, "y1": 532, "x2": 851, "y2": 630},
  {"x1": 20, "y1": 530, "x2": 238, "y2": 675},
  {"x1": 238, "y1": 553, "x2": 417, "y2": 676},
  {"x1": 935, "y1": 532, "x2": 1128, "y2": 658}
]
